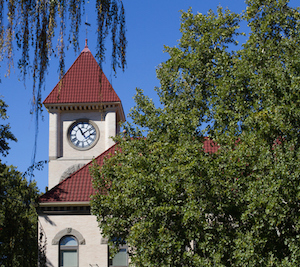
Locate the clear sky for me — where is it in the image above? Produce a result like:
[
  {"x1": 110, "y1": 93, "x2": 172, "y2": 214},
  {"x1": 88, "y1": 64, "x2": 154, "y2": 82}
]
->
[{"x1": 1, "y1": 0, "x2": 299, "y2": 192}]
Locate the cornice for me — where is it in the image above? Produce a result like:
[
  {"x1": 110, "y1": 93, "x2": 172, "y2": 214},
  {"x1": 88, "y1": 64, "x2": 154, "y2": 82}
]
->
[
  {"x1": 44, "y1": 101, "x2": 121, "y2": 112},
  {"x1": 44, "y1": 101, "x2": 126, "y2": 122},
  {"x1": 39, "y1": 201, "x2": 90, "y2": 207}
]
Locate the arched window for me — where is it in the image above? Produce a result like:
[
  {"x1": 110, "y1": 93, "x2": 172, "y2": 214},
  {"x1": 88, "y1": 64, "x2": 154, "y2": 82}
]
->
[{"x1": 59, "y1": 236, "x2": 78, "y2": 267}]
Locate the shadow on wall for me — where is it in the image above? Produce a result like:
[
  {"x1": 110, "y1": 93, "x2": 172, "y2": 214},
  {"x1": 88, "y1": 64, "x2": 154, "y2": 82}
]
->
[{"x1": 43, "y1": 215, "x2": 57, "y2": 226}]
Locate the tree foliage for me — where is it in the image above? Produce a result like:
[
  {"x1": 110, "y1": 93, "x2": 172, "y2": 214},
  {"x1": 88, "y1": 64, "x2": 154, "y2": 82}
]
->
[
  {"x1": 0, "y1": 98, "x2": 16, "y2": 156},
  {"x1": 0, "y1": 99, "x2": 39, "y2": 266},
  {"x1": 0, "y1": 164, "x2": 39, "y2": 267},
  {"x1": 0, "y1": 0, "x2": 126, "y2": 112},
  {"x1": 92, "y1": 0, "x2": 300, "y2": 266}
]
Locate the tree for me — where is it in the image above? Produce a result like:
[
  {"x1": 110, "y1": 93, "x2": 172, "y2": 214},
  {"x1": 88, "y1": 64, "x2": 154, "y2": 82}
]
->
[
  {"x1": 0, "y1": 98, "x2": 16, "y2": 156},
  {"x1": 91, "y1": 0, "x2": 300, "y2": 266},
  {"x1": 0, "y1": 99, "x2": 40, "y2": 267},
  {"x1": 0, "y1": 0, "x2": 126, "y2": 112},
  {"x1": 0, "y1": 165, "x2": 39, "y2": 267}
]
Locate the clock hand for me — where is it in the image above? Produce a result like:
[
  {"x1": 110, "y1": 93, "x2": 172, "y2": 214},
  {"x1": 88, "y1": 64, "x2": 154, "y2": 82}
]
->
[
  {"x1": 83, "y1": 130, "x2": 95, "y2": 140},
  {"x1": 82, "y1": 127, "x2": 93, "y2": 138},
  {"x1": 81, "y1": 129, "x2": 89, "y2": 139},
  {"x1": 78, "y1": 127, "x2": 85, "y2": 137}
]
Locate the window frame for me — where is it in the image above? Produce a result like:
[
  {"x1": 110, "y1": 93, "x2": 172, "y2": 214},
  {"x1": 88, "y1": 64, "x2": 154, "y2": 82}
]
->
[
  {"x1": 109, "y1": 244, "x2": 129, "y2": 267},
  {"x1": 59, "y1": 235, "x2": 79, "y2": 267}
]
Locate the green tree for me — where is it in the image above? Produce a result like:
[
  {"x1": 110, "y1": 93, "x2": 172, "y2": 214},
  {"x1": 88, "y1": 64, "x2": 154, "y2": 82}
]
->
[
  {"x1": 0, "y1": 165, "x2": 39, "y2": 267},
  {"x1": 0, "y1": 98, "x2": 16, "y2": 156},
  {"x1": 0, "y1": 99, "x2": 40, "y2": 267},
  {"x1": 91, "y1": 0, "x2": 300, "y2": 266}
]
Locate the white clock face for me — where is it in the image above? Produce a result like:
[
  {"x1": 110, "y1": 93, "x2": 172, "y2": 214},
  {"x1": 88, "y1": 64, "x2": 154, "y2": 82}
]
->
[{"x1": 68, "y1": 120, "x2": 99, "y2": 150}]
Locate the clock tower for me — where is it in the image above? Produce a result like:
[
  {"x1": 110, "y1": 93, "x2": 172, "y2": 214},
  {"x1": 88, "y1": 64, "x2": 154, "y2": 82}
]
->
[
  {"x1": 38, "y1": 44, "x2": 128, "y2": 267},
  {"x1": 43, "y1": 43, "x2": 125, "y2": 189}
]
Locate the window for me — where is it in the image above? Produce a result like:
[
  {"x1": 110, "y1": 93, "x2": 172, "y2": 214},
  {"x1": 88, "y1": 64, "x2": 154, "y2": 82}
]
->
[
  {"x1": 109, "y1": 245, "x2": 128, "y2": 267},
  {"x1": 59, "y1": 236, "x2": 78, "y2": 267}
]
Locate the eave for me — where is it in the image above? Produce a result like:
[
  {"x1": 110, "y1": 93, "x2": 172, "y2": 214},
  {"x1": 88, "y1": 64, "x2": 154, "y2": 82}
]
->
[
  {"x1": 39, "y1": 201, "x2": 90, "y2": 207},
  {"x1": 44, "y1": 101, "x2": 126, "y2": 122}
]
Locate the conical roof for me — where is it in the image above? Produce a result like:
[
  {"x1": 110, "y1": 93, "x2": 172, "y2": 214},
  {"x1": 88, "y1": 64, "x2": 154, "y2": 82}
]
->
[{"x1": 43, "y1": 45, "x2": 121, "y2": 104}]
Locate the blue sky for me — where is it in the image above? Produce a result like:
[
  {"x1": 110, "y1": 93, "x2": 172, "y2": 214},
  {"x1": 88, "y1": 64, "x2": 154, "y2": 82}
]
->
[{"x1": 1, "y1": 0, "x2": 299, "y2": 192}]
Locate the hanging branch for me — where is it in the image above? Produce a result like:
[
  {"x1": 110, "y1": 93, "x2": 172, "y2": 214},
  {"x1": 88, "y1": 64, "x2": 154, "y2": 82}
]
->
[
  {"x1": 0, "y1": 0, "x2": 126, "y2": 113},
  {"x1": 96, "y1": 0, "x2": 126, "y2": 71}
]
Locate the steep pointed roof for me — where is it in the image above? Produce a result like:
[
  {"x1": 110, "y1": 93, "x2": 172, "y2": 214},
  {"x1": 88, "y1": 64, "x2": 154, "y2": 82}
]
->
[
  {"x1": 39, "y1": 143, "x2": 119, "y2": 203},
  {"x1": 43, "y1": 45, "x2": 121, "y2": 104}
]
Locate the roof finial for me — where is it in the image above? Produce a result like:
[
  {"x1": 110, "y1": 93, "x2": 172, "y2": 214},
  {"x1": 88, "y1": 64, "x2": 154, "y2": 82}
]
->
[
  {"x1": 85, "y1": 17, "x2": 91, "y2": 48},
  {"x1": 83, "y1": 18, "x2": 91, "y2": 53},
  {"x1": 82, "y1": 38, "x2": 90, "y2": 53}
]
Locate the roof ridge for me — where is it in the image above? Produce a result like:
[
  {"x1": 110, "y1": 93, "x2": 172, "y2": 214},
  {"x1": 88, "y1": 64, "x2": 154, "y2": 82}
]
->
[
  {"x1": 39, "y1": 143, "x2": 119, "y2": 201},
  {"x1": 62, "y1": 142, "x2": 119, "y2": 182}
]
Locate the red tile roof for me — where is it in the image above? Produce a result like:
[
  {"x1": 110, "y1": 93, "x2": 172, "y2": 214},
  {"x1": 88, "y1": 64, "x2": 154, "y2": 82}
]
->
[
  {"x1": 43, "y1": 46, "x2": 121, "y2": 104},
  {"x1": 39, "y1": 144, "x2": 119, "y2": 203},
  {"x1": 203, "y1": 137, "x2": 219, "y2": 153}
]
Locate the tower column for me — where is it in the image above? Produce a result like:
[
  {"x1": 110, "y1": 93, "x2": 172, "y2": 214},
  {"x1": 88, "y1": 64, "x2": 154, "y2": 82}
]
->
[
  {"x1": 105, "y1": 111, "x2": 116, "y2": 150},
  {"x1": 49, "y1": 112, "x2": 61, "y2": 160}
]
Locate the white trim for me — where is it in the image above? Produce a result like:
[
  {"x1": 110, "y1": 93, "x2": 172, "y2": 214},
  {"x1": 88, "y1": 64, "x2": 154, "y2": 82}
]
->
[{"x1": 39, "y1": 201, "x2": 90, "y2": 207}]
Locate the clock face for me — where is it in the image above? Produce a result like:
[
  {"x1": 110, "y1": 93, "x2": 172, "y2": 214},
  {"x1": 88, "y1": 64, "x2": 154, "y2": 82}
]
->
[{"x1": 68, "y1": 120, "x2": 99, "y2": 150}]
